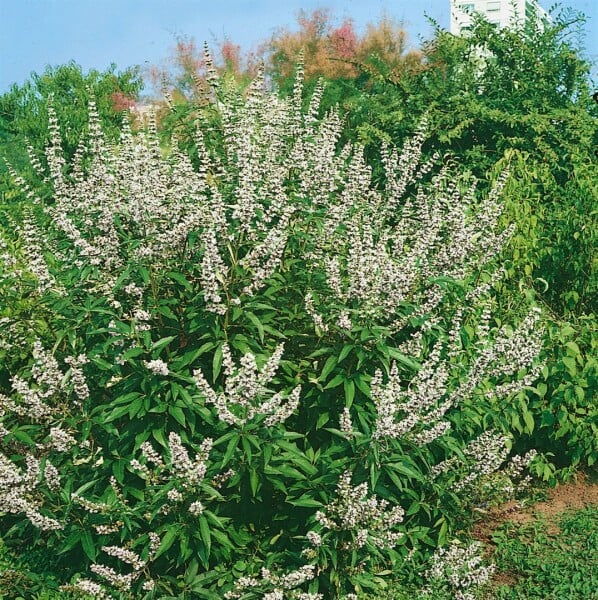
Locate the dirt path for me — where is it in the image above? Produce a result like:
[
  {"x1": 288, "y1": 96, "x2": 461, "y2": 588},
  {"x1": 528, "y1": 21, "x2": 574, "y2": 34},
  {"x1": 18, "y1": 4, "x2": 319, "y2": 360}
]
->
[
  {"x1": 471, "y1": 472, "x2": 598, "y2": 589},
  {"x1": 473, "y1": 471, "x2": 598, "y2": 542}
]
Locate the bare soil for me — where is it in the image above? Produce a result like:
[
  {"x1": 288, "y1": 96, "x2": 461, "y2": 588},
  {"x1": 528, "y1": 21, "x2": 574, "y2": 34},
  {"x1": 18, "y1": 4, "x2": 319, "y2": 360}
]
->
[{"x1": 472, "y1": 471, "x2": 598, "y2": 543}]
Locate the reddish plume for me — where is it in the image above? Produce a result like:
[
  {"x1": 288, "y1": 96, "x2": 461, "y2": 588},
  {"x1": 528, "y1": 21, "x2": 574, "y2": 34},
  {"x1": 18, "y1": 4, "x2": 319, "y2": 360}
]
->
[
  {"x1": 330, "y1": 20, "x2": 358, "y2": 60},
  {"x1": 110, "y1": 91, "x2": 136, "y2": 112}
]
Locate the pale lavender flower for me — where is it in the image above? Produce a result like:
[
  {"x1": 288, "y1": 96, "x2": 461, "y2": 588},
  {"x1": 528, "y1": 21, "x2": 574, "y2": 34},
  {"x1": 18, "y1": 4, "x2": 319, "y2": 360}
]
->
[{"x1": 144, "y1": 359, "x2": 169, "y2": 376}]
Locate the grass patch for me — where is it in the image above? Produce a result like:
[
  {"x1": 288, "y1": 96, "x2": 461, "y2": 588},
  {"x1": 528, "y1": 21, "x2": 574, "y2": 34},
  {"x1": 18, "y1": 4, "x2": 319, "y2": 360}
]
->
[{"x1": 489, "y1": 506, "x2": 598, "y2": 599}]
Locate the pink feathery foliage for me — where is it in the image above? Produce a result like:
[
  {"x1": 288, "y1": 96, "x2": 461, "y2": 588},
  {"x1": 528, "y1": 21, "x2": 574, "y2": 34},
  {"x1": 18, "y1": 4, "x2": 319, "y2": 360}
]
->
[
  {"x1": 221, "y1": 39, "x2": 242, "y2": 74},
  {"x1": 330, "y1": 19, "x2": 358, "y2": 60},
  {"x1": 109, "y1": 91, "x2": 136, "y2": 112}
]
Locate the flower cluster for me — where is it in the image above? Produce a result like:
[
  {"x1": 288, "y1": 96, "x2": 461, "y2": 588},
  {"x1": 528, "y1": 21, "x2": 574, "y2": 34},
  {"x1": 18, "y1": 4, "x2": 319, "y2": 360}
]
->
[
  {"x1": 69, "y1": 533, "x2": 159, "y2": 597},
  {"x1": 372, "y1": 349, "x2": 452, "y2": 446},
  {"x1": 313, "y1": 471, "x2": 404, "y2": 550},
  {"x1": 224, "y1": 564, "x2": 321, "y2": 599},
  {"x1": 167, "y1": 432, "x2": 212, "y2": 488},
  {"x1": 479, "y1": 448, "x2": 538, "y2": 499},
  {"x1": 0, "y1": 452, "x2": 62, "y2": 530},
  {"x1": 430, "y1": 429, "x2": 516, "y2": 495},
  {"x1": 0, "y1": 341, "x2": 88, "y2": 423},
  {"x1": 16, "y1": 209, "x2": 56, "y2": 294},
  {"x1": 302, "y1": 136, "x2": 514, "y2": 331},
  {"x1": 193, "y1": 343, "x2": 301, "y2": 427},
  {"x1": 64, "y1": 354, "x2": 90, "y2": 403},
  {"x1": 144, "y1": 358, "x2": 169, "y2": 376},
  {"x1": 424, "y1": 540, "x2": 496, "y2": 600},
  {"x1": 456, "y1": 306, "x2": 544, "y2": 404},
  {"x1": 128, "y1": 431, "x2": 214, "y2": 518}
]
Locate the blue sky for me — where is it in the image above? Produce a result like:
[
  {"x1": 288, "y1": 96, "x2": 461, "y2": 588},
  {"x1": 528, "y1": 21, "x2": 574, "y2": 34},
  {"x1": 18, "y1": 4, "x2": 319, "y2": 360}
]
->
[{"x1": 1, "y1": 0, "x2": 596, "y2": 94}]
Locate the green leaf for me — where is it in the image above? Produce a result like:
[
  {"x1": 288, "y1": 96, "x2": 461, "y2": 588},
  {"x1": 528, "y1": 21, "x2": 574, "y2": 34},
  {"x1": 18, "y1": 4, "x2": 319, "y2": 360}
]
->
[
  {"x1": 316, "y1": 412, "x2": 330, "y2": 429},
  {"x1": 112, "y1": 460, "x2": 125, "y2": 483},
  {"x1": 338, "y1": 344, "x2": 354, "y2": 363},
  {"x1": 212, "y1": 344, "x2": 223, "y2": 381},
  {"x1": 438, "y1": 519, "x2": 448, "y2": 546},
  {"x1": 168, "y1": 271, "x2": 193, "y2": 290},
  {"x1": 169, "y1": 405, "x2": 186, "y2": 426},
  {"x1": 184, "y1": 559, "x2": 200, "y2": 585},
  {"x1": 370, "y1": 462, "x2": 379, "y2": 490},
  {"x1": 190, "y1": 586, "x2": 222, "y2": 599},
  {"x1": 106, "y1": 403, "x2": 134, "y2": 422},
  {"x1": 241, "y1": 436, "x2": 253, "y2": 465},
  {"x1": 323, "y1": 427, "x2": 351, "y2": 439},
  {"x1": 152, "y1": 335, "x2": 177, "y2": 352},
  {"x1": 562, "y1": 356, "x2": 577, "y2": 375},
  {"x1": 324, "y1": 373, "x2": 345, "y2": 389},
  {"x1": 287, "y1": 495, "x2": 323, "y2": 508},
  {"x1": 138, "y1": 266, "x2": 151, "y2": 284},
  {"x1": 511, "y1": 413, "x2": 523, "y2": 434},
  {"x1": 536, "y1": 382, "x2": 548, "y2": 397},
  {"x1": 11, "y1": 429, "x2": 36, "y2": 446},
  {"x1": 344, "y1": 379, "x2": 355, "y2": 407},
  {"x1": 308, "y1": 347, "x2": 334, "y2": 359},
  {"x1": 320, "y1": 355, "x2": 338, "y2": 380},
  {"x1": 406, "y1": 501, "x2": 421, "y2": 516},
  {"x1": 249, "y1": 468, "x2": 259, "y2": 497},
  {"x1": 386, "y1": 468, "x2": 404, "y2": 492},
  {"x1": 210, "y1": 528, "x2": 233, "y2": 550},
  {"x1": 157, "y1": 304, "x2": 178, "y2": 321},
  {"x1": 199, "y1": 515, "x2": 211, "y2": 557},
  {"x1": 270, "y1": 465, "x2": 306, "y2": 480},
  {"x1": 523, "y1": 410, "x2": 535, "y2": 434},
  {"x1": 389, "y1": 461, "x2": 423, "y2": 482},
  {"x1": 89, "y1": 356, "x2": 114, "y2": 371},
  {"x1": 354, "y1": 374, "x2": 371, "y2": 397},
  {"x1": 81, "y1": 530, "x2": 97, "y2": 561},
  {"x1": 59, "y1": 531, "x2": 81, "y2": 554},
  {"x1": 72, "y1": 480, "x2": 98, "y2": 497},
  {"x1": 387, "y1": 348, "x2": 419, "y2": 371},
  {"x1": 128, "y1": 396, "x2": 144, "y2": 419},
  {"x1": 154, "y1": 528, "x2": 178, "y2": 560},
  {"x1": 222, "y1": 435, "x2": 239, "y2": 467},
  {"x1": 246, "y1": 312, "x2": 265, "y2": 344},
  {"x1": 123, "y1": 346, "x2": 145, "y2": 360},
  {"x1": 152, "y1": 428, "x2": 168, "y2": 448}
]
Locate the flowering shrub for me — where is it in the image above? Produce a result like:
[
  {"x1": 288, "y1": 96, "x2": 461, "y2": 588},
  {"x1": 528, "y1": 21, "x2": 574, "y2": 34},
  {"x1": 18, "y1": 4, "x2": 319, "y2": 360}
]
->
[{"x1": 0, "y1": 52, "x2": 542, "y2": 598}]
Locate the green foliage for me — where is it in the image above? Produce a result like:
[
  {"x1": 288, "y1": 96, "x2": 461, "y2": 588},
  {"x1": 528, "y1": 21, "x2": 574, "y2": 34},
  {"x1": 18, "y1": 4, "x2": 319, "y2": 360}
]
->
[
  {"x1": 0, "y1": 537, "x2": 72, "y2": 600},
  {"x1": 293, "y1": 8, "x2": 598, "y2": 479},
  {"x1": 366, "y1": 503, "x2": 598, "y2": 600},
  {"x1": 525, "y1": 317, "x2": 597, "y2": 471},
  {"x1": 1, "y1": 7, "x2": 595, "y2": 595},
  {"x1": 496, "y1": 148, "x2": 597, "y2": 318}
]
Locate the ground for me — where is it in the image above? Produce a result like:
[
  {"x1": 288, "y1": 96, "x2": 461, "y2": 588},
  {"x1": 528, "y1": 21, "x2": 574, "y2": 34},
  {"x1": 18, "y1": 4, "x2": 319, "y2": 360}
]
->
[{"x1": 473, "y1": 471, "x2": 598, "y2": 593}]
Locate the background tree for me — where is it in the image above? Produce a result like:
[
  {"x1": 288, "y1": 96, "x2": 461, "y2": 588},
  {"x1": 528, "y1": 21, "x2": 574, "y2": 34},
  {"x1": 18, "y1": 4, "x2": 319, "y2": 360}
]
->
[
  {"x1": 266, "y1": 11, "x2": 423, "y2": 97},
  {"x1": 0, "y1": 62, "x2": 143, "y2": 201}
]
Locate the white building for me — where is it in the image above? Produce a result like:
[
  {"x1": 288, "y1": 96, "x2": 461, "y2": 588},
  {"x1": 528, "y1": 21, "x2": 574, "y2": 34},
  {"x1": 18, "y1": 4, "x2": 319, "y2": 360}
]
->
[{"x1": 450, "y1": 0, "x2": 551, "y2": 35}]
